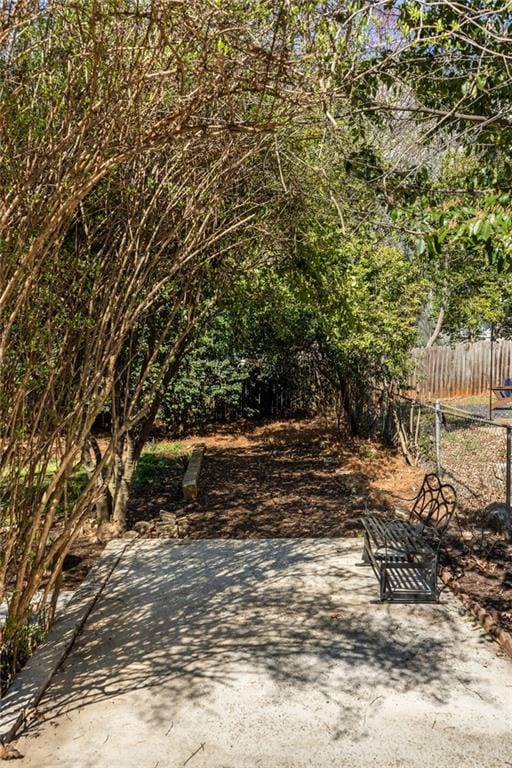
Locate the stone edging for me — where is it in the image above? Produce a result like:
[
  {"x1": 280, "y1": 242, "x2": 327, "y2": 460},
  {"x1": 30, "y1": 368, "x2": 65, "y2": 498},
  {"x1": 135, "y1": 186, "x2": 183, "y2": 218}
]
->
[
  {"x1": 440, "y1": 568, "x2": 512, "y2": 659},
  {"x1": 182, "y1": 443, "x2": 205, "y2": 500},
  {"x1": 0, "y1": 540, "x2": 128, "y2": 744}
]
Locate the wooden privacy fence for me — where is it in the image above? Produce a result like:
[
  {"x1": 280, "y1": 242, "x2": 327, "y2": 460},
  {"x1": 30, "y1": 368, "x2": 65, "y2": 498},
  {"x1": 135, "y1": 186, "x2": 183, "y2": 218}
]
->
[{"x1": 409, "y1": 340, "x2": 512, "y2": 399}]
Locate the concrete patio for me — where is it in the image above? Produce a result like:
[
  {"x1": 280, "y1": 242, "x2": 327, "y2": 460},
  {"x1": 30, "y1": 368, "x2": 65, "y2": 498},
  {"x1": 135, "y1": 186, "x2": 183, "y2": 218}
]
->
[{"x1": 18, "y1": 539, "x2": 512, "y2": 767}]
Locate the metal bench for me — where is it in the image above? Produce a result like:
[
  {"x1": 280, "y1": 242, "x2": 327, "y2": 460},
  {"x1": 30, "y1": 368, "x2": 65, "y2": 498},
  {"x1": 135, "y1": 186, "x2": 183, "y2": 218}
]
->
[{"x1": 361, "y1": 474, "x2": 457, "y2": 603}]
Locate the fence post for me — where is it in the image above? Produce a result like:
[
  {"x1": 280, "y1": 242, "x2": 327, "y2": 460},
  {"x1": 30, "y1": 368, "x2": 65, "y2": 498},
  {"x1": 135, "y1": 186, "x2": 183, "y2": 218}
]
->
[
  {"x1": 506, "y1": 426, "x2": 512, "y2": 516},
  {"x1": 435, "y1": 400, "x2": 442, "y2": 476}
]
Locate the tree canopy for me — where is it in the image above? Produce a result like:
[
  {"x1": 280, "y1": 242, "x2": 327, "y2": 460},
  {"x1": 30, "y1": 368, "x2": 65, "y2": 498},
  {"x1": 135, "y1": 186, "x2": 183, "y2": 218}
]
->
[{"x1": 1, "y1": 0, "x2": 511, "y2": 681}]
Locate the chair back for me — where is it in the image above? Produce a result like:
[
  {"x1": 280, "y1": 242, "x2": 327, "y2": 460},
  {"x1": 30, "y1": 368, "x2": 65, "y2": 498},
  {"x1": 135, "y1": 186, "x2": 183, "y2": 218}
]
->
[{"x1": 408, "y1": 473, "x2": 456, "y2": 535}]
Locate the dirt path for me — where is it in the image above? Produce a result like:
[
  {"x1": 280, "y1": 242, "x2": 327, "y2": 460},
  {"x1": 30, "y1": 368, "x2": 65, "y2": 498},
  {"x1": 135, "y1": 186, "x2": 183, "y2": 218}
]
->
[{"x1": 128, "y1": 418, "x2": 423, "y2": 538}]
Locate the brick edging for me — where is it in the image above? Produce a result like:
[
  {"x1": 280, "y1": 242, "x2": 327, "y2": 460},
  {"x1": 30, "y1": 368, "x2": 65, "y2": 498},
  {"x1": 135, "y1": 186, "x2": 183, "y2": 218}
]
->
[{"x1": 440, "y1": 568, "x2": 512, "y2": 659}]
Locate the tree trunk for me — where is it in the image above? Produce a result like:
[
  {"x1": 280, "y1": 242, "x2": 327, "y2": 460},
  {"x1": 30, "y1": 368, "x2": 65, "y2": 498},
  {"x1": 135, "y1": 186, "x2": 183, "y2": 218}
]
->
[
  {"x1": 109, "y1": 434, "x2": 140, "y2": 536},
  {"x1": 96, "y1": 307, "x2": 202, "y2": 540},
  {"x1": 338, "y1": 372, "x2": 358, "y2": 435},
  {"x1": 82, "y1": 435, "x2": 111, "y2": 524},
  {"x1": 426, "y1": 302, "x2": 447, "y2": 348},
  {"x1": 426, "y1": 278, "x2": 450, "y2": 348}
]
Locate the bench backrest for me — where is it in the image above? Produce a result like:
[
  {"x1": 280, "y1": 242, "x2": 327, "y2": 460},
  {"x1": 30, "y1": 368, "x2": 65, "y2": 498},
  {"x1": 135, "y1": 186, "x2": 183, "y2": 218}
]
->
[
  {"x1": 408, "y1": 473, "x2": 457, "y2": 534},
  {"x1": 500, "y1": 377, "x2": 512, "y2": 398}
]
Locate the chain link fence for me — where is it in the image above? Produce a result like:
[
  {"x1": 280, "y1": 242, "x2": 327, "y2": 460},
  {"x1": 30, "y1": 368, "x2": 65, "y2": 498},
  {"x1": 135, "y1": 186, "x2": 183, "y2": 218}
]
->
[{"x1": 392, "y1": 394, "x2": 511, "y2": 516}]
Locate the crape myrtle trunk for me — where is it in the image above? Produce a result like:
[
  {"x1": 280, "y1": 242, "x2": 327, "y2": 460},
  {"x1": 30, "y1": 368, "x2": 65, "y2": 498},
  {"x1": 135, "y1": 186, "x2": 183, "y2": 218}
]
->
[{"x1": 86, "y1": 331, "x2": 193, "y2": 538}]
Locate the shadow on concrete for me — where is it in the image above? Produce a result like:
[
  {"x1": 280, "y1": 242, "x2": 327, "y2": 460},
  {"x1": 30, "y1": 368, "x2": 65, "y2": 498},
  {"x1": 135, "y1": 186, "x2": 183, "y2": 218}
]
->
[{"x1": 27, "y1": 539, "x2": 489, "y2": 746}]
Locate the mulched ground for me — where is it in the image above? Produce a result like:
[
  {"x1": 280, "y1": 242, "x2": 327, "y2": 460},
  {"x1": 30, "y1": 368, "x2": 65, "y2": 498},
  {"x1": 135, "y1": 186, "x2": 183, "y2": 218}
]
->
[
  {"x1": 61, "y1": 540, "x2": 105, "y2": 589},
  {"x1": 127, "y1": 418, "x2": 422, "y2": 538},
  {"x1": 126, "y1": 417, "x2": 512, "y2": 642},
  {"x1": 443, "y1": 534, "x2": 512, "y2": 635}
]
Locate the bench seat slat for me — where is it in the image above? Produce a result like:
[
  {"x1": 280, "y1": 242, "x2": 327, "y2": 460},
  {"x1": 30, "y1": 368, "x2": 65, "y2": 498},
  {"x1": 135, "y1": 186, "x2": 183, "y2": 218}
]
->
[{"x1": 363, "y1": 515, "x2": 434, "y2": 557}]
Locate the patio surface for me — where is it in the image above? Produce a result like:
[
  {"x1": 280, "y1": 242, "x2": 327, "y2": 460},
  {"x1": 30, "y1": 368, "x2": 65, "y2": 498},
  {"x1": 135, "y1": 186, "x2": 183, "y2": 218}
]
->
[{"x1": 18, "y1": 539, "x2": 512, "y2": 767}]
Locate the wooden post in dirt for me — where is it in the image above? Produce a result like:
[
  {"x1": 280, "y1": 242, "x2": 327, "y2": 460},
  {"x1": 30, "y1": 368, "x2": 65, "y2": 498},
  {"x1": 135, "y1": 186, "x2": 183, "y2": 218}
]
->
[
  {"x1": 489, "y1": 323, "x2": 495, "y2": 421},
  {"x1": 182, "y1": 444, "x2": 205, "y2": 500},
  {"x1": 506, "y1": 427, "x2": 512, "y2": 522},
  {"x1": 434, "y1": 400, "x2": 442, "y2": 476}
]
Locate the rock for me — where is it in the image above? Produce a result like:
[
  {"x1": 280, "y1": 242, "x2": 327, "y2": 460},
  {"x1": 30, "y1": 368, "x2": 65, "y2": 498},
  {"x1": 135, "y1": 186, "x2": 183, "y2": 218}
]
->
[
  {"x1": 483, "y1": 502, "x2": 512, "y2": 534},
  {"x1": 156, "y1": 521, "x2": 178, "y2": 536},
  {"x1": 494, "y1": 462, "x2": 507, "y2": 482},
  {"x1": 160, "y1": 511, "x2": 177, "y2": 524},
  {"x1": 133, "y1": 520, "x2": 152, "y2": 535},
  {"x1": 123, "y1": 530, "x2": 139, "y2": 540},
  {"x1": 0, "y1": 744, "x2": 24, "y2": 760}
]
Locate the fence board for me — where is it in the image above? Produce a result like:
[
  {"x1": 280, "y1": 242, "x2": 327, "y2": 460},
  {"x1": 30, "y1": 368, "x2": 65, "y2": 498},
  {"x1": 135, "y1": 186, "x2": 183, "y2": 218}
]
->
[{"x1": 409, "y1": 340, "x2": 512, "y2": 398}]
